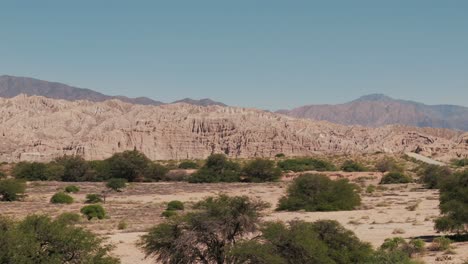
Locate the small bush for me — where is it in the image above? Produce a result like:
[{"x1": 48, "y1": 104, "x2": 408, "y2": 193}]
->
[
  {"x1": 409, "y1": 239, "x2": 426, "y2": 255},
  {"x1": 85, "y1": 193, "x2": 103, "y2": 204},
  {"x1": 380, "y1": 172, "x2": 412, "y2": 184},
  {"x1": 452, "y1": 158, "x2": 468, "y2": 167},
  {"x1": 341, "y1": 160, "x2": 367, "y2": 172},
  {"x1": 278, "y1": 157, "x2": 336, "y2": 172},
  {"x1": 275, "y1": 153, "x2": 285, "y2": 158},
  {"x1": 366, "y1": 184, "x2": 376, "y2": 193},
  {"x1": 167, "y1": 200, "x2": 184, "y2": 211},
  {"x1": 430, "y1": 237, "x2": 452, "y2": 251},
  {"x1": 117, "y1": 220, "x2": 128, "y2": 230},
  {"x1": 178, "y1": 161, "x2": 199, "y2": 169},
  {"x1": 161, "y1": 210, "x2": 178, "y2": 218},
  {"x1": 277, "y1": 174, "x2": 361, "y2": 211},
  {"x1": 56, "y1": 212, "x2": 81, "y2": 224},
  {"x1": 144, "y1": 162, "x2": 169, "y2": 181},
  {"x1": 80, "y1": 204, "x2": 106, "y2": 220},
  {"x1": 0, "y1": 179, "x2": 26, "y2": 201},
  {"x1": 106, "y1": 178, "x2": 127, "y2": 191},
  {"x1": 375, "y1": 157, "x2": 403, "y2": 173},
  {"x1": 243, "y1": 158, "x2": 282, "y2": 182},
  {"x1": 64, "y1": 185, "x2": 80, "y2": 193},
  {"x1": 50, "y1": 192, "x2": 74, "y2": 204}
]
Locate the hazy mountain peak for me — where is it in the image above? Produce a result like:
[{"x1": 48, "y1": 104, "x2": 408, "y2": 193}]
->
[
  {"x1": 172, "y1": 98, "x2": 227, "y2": 107},
  {"x1": 354, "y1": 93, "x2": 394, "y2": 102}
]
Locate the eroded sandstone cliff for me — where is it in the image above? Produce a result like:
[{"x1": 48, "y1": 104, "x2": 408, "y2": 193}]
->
[{"x1": 0, "y1": 95, "x2": 466, "y2": 162}]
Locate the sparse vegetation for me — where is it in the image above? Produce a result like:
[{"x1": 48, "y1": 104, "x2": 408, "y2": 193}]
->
[
  {"x1": 341, "y1": 160, "x2": 367, "y2": 172},
  {"x1": 56, "y1": 212, "x2": 81, "y2": 224},
  {"x1": 419, "y1": 164, "x2": 451, "y2": 189},
  {"x1": 452, "y1": 158, "x2": 468, "y2": 167},
  {"x1": 380, "y1": 172, "x2": 412, "y2": 184},
  {"x1": 50, "y1": 192, "x2": 74, "y2": 204},
  {"x1": 277, "y1": 174, "x2": 361, "y2": 211},
  {"x1": 80, "y1": 204, "x2": 106, "y2": 220},
  {"x1": 161, "y1": 210, "x2": 178, "y2": 218},
  {"x1": 0, "y1": 179, "x2": 26, "y2": 201},
  {"x1": 278, "y1": 157, "x2": 337, "y2": 172},
  {"x1": 178, "y1": 160, "x2": 199, "y2": 169},
  {"x1": 366, "y1": 184, "x2": 376, "y2": 193},
  {"x1": 144, "y1": 162, "x2": 169, "y2": 181},
  {"x1": 375, "y1": 157, "x2": 403, "y2": 173},
  {"x1": 429, "y1": 237, "x2": 452, "y2": 251},
  {"x1": 117, "y1": 220, "x2": 128, "y2": 230}
]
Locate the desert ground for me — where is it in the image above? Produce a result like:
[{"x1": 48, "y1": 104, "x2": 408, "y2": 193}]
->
[{"x1": 1, "y1": 170, "x2": 467, "y2": 264}]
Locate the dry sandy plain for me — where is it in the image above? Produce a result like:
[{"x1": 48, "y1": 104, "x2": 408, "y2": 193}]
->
[{"x1": 1, "y1": 171, "x2": 467, "y2": 264}]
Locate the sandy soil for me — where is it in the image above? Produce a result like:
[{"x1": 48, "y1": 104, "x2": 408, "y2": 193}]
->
[{"x1": 1, "y1": 176, "x2": 467, "y2": 264}]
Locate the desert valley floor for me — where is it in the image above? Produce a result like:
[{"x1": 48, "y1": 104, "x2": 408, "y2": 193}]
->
[{"x1": 1, "y1": 174, "x2": 467, "y2": 264}]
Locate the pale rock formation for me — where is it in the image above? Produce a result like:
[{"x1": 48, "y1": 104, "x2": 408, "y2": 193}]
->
[{"x1": 0, "y1": 95, "x2": 466, "y2": 162}]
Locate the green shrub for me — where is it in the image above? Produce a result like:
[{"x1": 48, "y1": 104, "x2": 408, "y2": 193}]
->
[
  {"x1": 178, "y1": 161, "x2": 199, "y2": 169},
  {"x1": 0, "y1": 215, "x2": 119, "y2": 263},
  {"x1": 80, "y1": 204, "x2": 106, "y2": 220},
  {"x1": 167, "y1": 200, "x2": 184, "y2": 211},
  {"x1": 275, "y1": 153, "x2": 286, "y2": 158},
  {"x1": 106, "y1": 178, "x2": 127, "y2": 191},
  {"x1": 50, "y1": 192, "x2": 74, "y2": 204},
  {"x1": 452, "y1": 158, "x2": 468, "y2": 167},
  {"x1": 0, "y1": 179, "x2": 26, "y2": 201},
  {"x1": 188, "y1": 154, "x2": 241, "y2": 183},
  {"x1": 341, "y1": 160, "x2": 367, "y2": 172},
  {"x1": 85, "y1": 193, "x2": 103, "y2": 204},
  {"x1": 243, "y1": 158, "x2": 282, "y2": 182},
  {"x1": 380, "y1": 172, "x2": 412, "y2": 184},
  {"x1": 87, "y1": 160, "x2": 112, "y2": 181},
  {"x1": 419, "y1": 165, "x2": 451, "y2": 189},
  {"x1": 12, "y1": 162, "x2": 48, "y2": 181},
  {"x1": 56, "y1": 212, "x2": 81, "y2": 225},
  {"x1": 64, "y1": 185, "x2": 80, "y2": 193},
  {"x1": 117, "y1": 220, "x2": 128, "y2": 230},
  {"x1": 106, "y1": 150, "x2": 151, "y2": 182},
  {"x1": 375, "y1": 157, "x2": 403, "y2": 173},
  {"x1": 430, "y1": 237, "x2": 452, "y2": 251},
  {"x1": 277, "y1": 157, "x2": 336, "y2": 172},
  {"x1": 366, "y1": 184, "x2": 376, "y2": 193},
  {"x1": 161, "y1": 210, "x2": 178, "y2": 218},
  {"x1": 0, "y1": 171, "x2": 5, "y2": 179},
  {"x1": 434, "y1": 170, "x2": 468, "y2": 234},
  {"x1": 55, "y1": 155, "x2": 90, "y2": 182},
  {"x1": 144, "y1": 162, "x2": 169, "y2": 181},
  {"x1": 277, "y1": 174, "x2": 361, "y2": 211}
]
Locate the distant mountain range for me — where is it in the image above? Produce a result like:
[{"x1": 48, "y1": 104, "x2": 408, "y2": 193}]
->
[
  {"x1": 277, "y1": 94, "x2": 468, "y2": 131},
  {"x1": 0, "y1": 75, "x2": 226, "y2": 107}
]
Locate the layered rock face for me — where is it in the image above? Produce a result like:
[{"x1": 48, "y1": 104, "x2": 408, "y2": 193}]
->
[{"x1": 0, "y1": 95, "x2": 466, "y2": 162}]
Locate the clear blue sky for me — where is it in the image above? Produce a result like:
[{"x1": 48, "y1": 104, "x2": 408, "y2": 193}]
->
[{"x1": 1, "y1": 1, "x2": 467, "y2": 109}]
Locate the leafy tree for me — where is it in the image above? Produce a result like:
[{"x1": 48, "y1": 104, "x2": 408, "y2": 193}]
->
[
  {"x1": 139, "y1": 194, "x2": 269, "y2": 264},
  {"x1": 55, "y1": 155, "x2": 90, "y2": 182},
  {"x1": 106, "y1": 150, "x2": 151, "y2": 181},
  {"x1": 144, "y1": 162, "x2": 169, "y2": 181},
  {"x1": 419, "y1": 164, "x2": 452, "y2": 189},
  {"x1": 12, "y1": 162, "x2": 48, "y2": 180},
  {"x1": 277, "y1": 174, "x2": 361, "y2": 211},
  {"x1": 50, "y1": 192, "x2": 74, "y2": 204},
  {"x1": 178, "y1": 161, "x2": 199, "y2": 169},
  {"x1": 81, "y1": 204, "x2": 107, "y2": 220},
  {"x1": 87, "y1": 160, "x2": 112, "y2": 181},
  {"x1": 188, "y1": 154, "x2": 241, "y2": 183},
  {"x1": 277, "y1": 158, "x2": 336, "y2": 172},
  {"x1": 106, "y1": 178, "x2": 127, "y2": 192},
  {"x1": 243, "y1": 159, "x2": 282, "y2": 182},
  {"x1": 43, "y1": 162, "x2": 65, "y2": 181},
  {"x1": 435, "y1": 169, "x2": 468, "y2": 234},
  {"x1": 0, "y1": 214, "x2": 118, "y2": 263},
  {"x1": 341, "y1": 160, "x2": 367, "y2": 172},
  {"x1": 0, "y1": 179, "x2": 26, "y2": 201},
  {"x1": 380, "y1": 172, "x2": 412, "y2": 184},
  {"x1": 231, "y1": 220, "x2": 373, "y2": 264}
]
